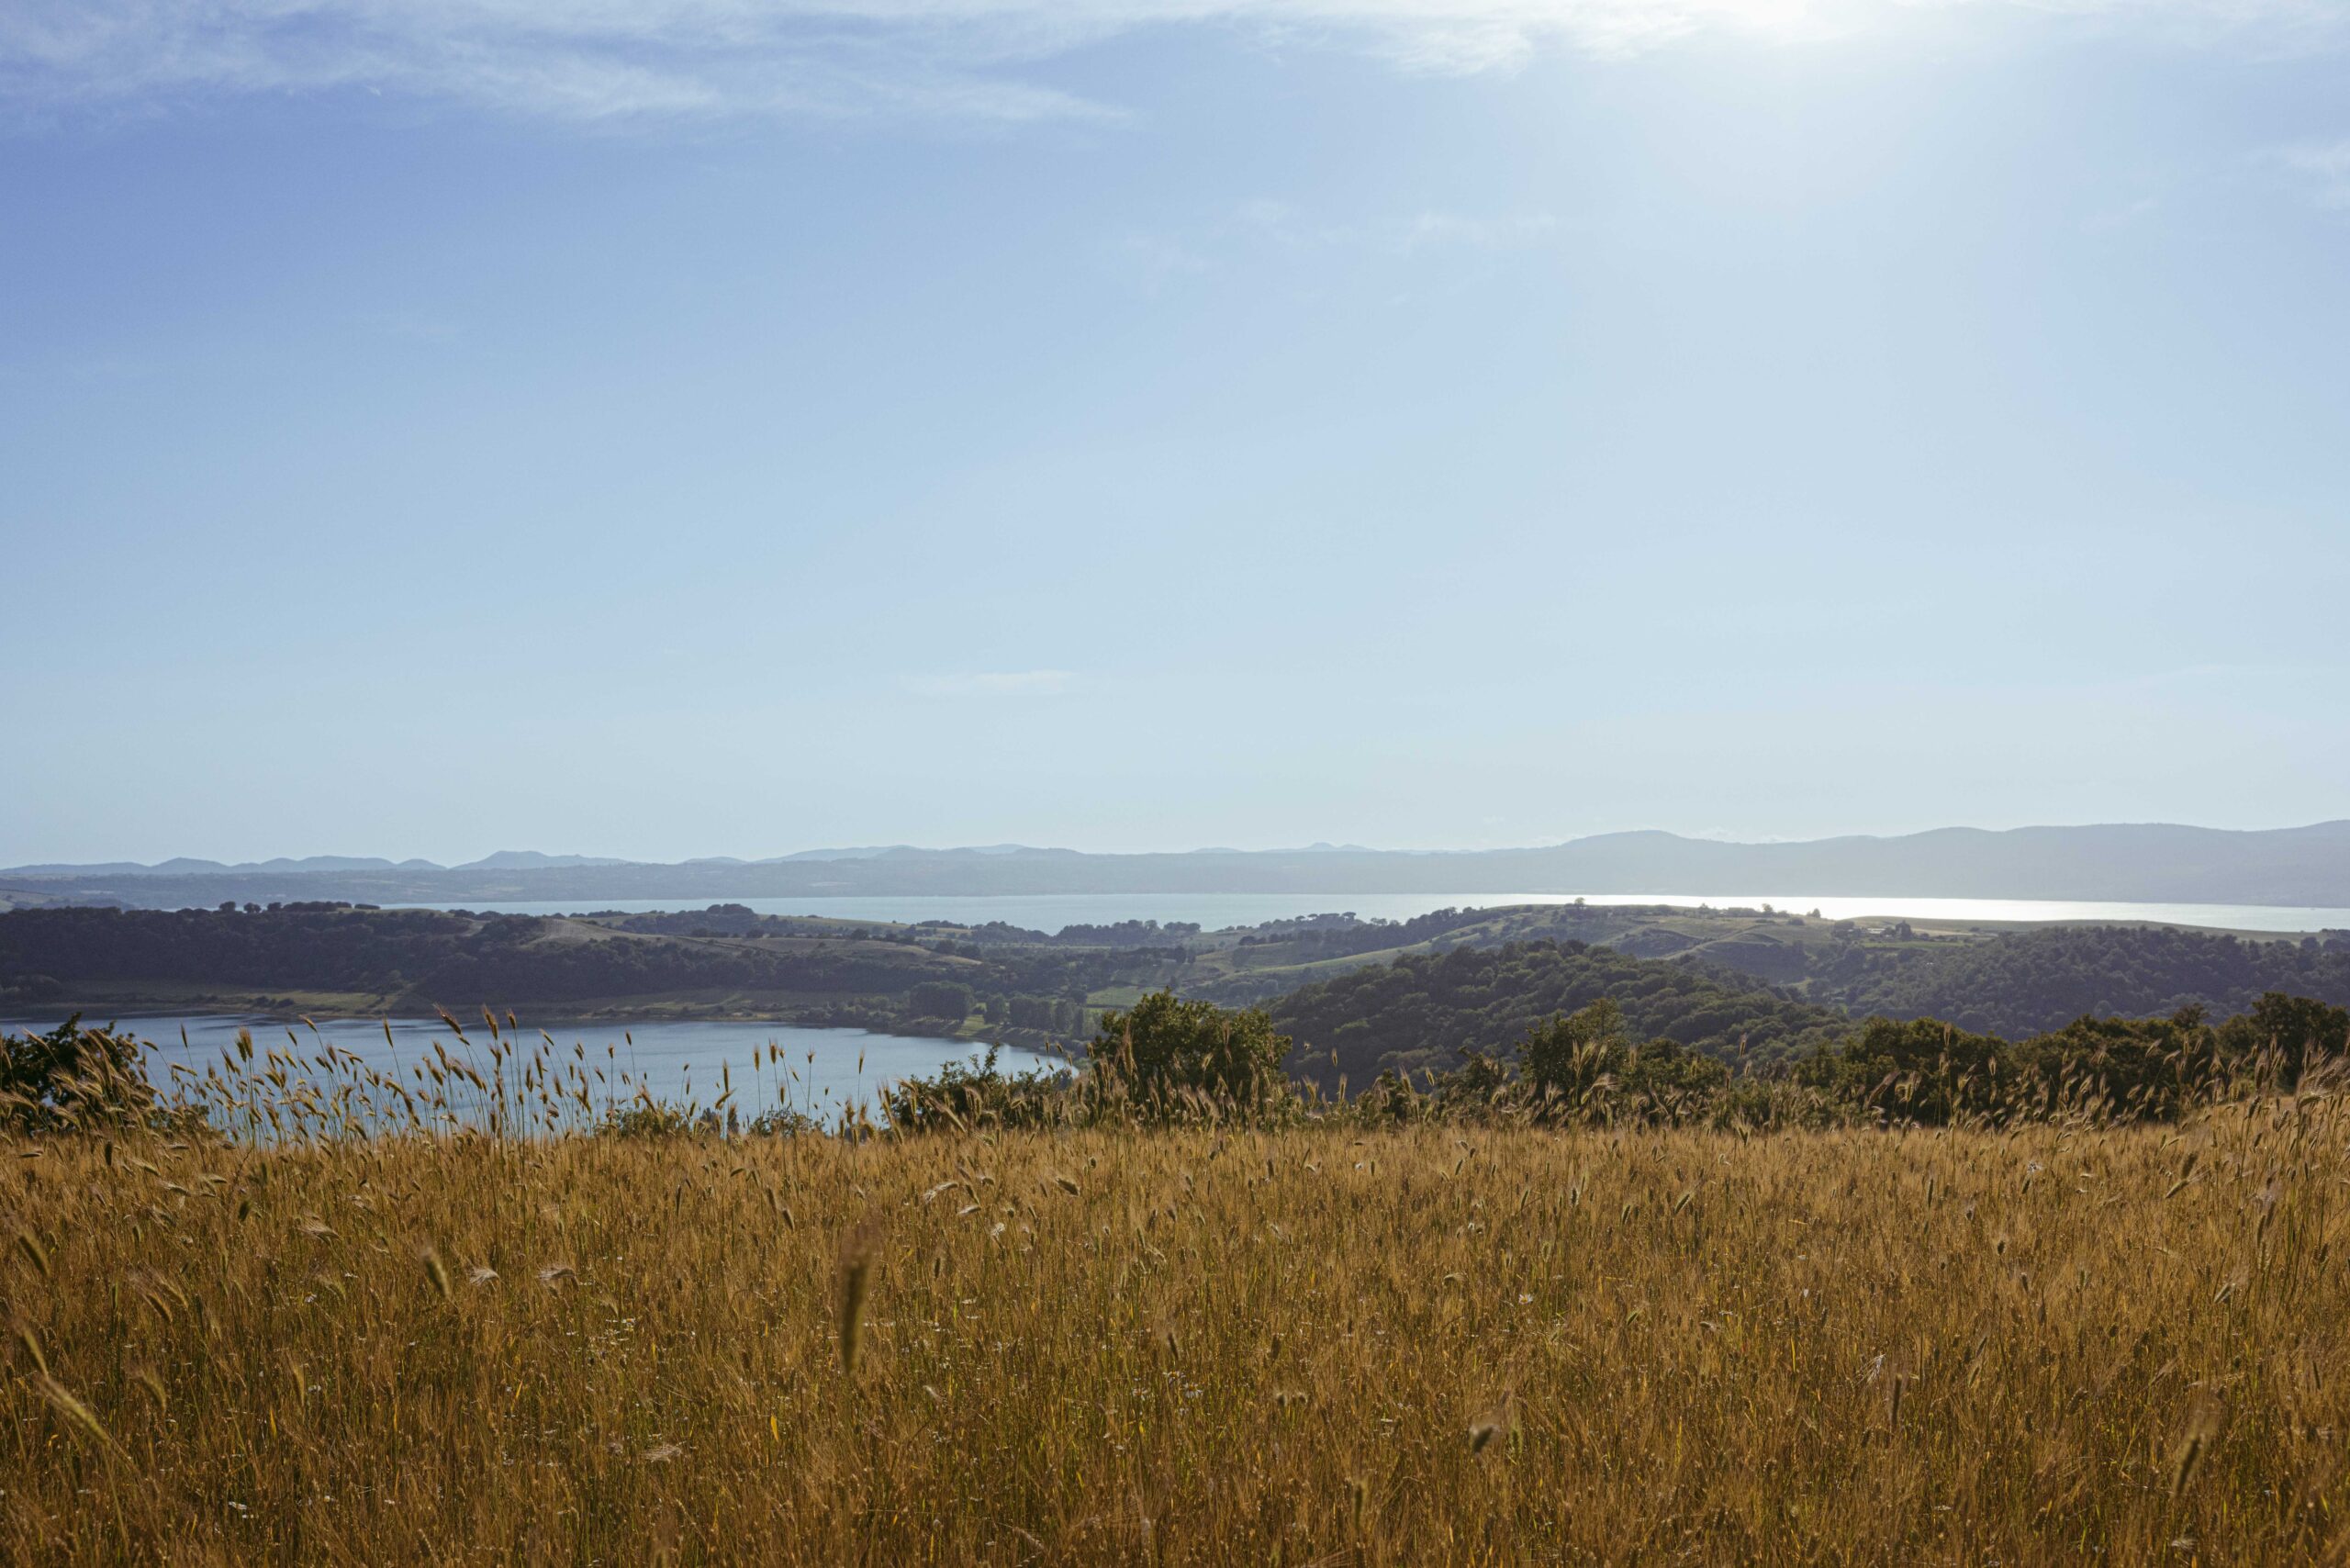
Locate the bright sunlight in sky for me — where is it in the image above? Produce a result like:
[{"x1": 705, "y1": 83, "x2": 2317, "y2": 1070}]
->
[{"x1": 4, "y1": 0, "x2": 2346, "y2": 862}]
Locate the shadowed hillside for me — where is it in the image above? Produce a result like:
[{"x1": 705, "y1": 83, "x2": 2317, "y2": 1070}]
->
[
  {"x1": 1806, "y1": 924, "x2": 2350, "y2": 1040},
  {"x1": 1270, "y1": 939, "x2": 1848, "y2": 1089}
]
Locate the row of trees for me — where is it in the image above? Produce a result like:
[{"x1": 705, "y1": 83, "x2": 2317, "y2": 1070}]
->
[
  {"x1": 886, "y1": 984, "x2": 2350, "y2": 1135},
  {"x1": 1338, "y1": 989, "x2": 2350, "y2": 1130}
]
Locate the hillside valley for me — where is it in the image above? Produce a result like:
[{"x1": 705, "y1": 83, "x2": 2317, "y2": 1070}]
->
[{"x1": 8, "y1": 901, "x2": 2350, "y2": 1092}]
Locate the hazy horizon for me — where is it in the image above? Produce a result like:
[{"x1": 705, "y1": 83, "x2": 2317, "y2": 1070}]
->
[
  {"x1": 8, "y1": 0, "x2": 2347, "y2": 864},
  {"x1": 13, "y1": 815, "x2": 2350, "y2": 874}
]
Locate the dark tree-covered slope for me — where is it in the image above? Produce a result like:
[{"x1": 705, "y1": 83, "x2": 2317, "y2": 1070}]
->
[
  {"x1": 0, "y1": 904, "x2": 984, "y2": 1008},
  {"x1": 1270, "y1": 940, "x2": 1849, "y2": 1089},
  {"x1": 1807, "y1": 925, "x2": 2350, "y2": 1041}
]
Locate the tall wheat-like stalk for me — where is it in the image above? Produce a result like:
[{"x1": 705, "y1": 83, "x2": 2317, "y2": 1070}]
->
[{"x1": 6, "y1": 1018, "x2": 2350, "y2": 1563}]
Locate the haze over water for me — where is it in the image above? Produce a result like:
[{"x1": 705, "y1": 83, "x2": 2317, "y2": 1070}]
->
[{"x1": 401, "y1": 891, "x2": 2350, "y2": 936}]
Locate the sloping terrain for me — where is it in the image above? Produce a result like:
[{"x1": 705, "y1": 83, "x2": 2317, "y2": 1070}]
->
[
  {"x1": 1270, "y1": 939, "x2": 1848, "y2": 1089},
  {"x1": 1803, "y1": 924, "x2": 2350, "y2": 1039}
]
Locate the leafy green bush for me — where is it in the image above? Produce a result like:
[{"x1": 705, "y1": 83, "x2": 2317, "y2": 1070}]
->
[
  {"x1": 746, "y1": 1105, "x2": 821, "y2": 1137},
  {"x1": 1519, "y1": 999, "x2": 1629, "y2": 1105},
  {"x1": 1091, "y1": 990, "x2": 1292, "y2": 1115},
  {"x1": 0, "y1": 1015, "x2": 197, "y2": 1135},
  {"x1": 879, "y1": 1046, "x2": 1070, "y2": 1131},
  {"x1": 2216, "y1": 991, "x2": 2350, "y2": 1088},
  {"x1": 1793, "y1": 1015, "x2": 2013, "y2": 1126},
  {"x1": 880, "y1": 994, "x2": 1298, "y2": 1130},
  {"x1": 596, "y1": 1097, "x2": 700, "y2": 1138},
  {"x1": 597, "y1": 1093, "x2": 819, "y2": 1137}
]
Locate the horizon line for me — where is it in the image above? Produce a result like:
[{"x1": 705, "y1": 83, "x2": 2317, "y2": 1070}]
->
[{"x1": 10, "y1": 816, "x2": 2350, "y2": 876}]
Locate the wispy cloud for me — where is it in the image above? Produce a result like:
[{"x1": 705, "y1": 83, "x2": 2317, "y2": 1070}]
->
[
  {"x1": 1113, "y1": 197, "x2": 1559, "y2": 282},
  {"x1": 1107, "y1": 230, "x2": 1216, "y2": 293},
  {"x1": 2268, "y1": 140, "x2": 2350, "y2": 208},
  {"x1": 904, "y1": 668, "x2": 1078, "y2": 697},
  {"x1": 1400, "y1": 209, "x2": 1561, "y2": 251},
  {"x1": 1, "y1": 0, "x2": 2342, "y2": 127}
]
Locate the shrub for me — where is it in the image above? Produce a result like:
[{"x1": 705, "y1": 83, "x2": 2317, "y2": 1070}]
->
[
  {"x1": 0, "y1": 1015, "x2": 193, "y2": 1134},
  {"x1": 2216, "y1": 991, "x2": 2350, "y2": 1088},
  {"x1": 1794, "y1": 1015, "x2": 2013, "y2": 1126},
  {"x1": 1091, "y1": 991, "x2": 1292, "y2": 1114},
  {"x1": 1519, "y1": 999, "x2": 1629, "y2": 1108},
  {"x1": 879, "y1": 1045, "x2": 1070, "y2": 1131},
  {"x1": 747, "y1": 1104, "x2": 821, "y2": 1137},
  {"x1": 597, "y1": 1097, "x2": 700, "y2": 1138}
]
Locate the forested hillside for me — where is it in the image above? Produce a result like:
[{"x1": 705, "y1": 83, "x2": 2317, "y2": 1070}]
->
[
  {"x1": 0, "y1": 904, "x2": 1177, "y2": 1034},
  {"x1": 1270, "y1": 939, "x2": 1848, "y2": 1090},
  {"x1": 1806, "y1": 924, "x2": 2350, "y2": 1040},
  {"x1": 16, "y1": 904, "x2": 2350, "y2": 1092}
]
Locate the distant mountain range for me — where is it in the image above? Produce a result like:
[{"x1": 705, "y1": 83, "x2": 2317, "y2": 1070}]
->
[
  {"x1": 6, "y1": 822, "x2": 2350, "y2": 910},
  {"x1": 0, "y1": 845, "x2": 1066, "y2": 878},
  {"x1": 0, "y1": 851, "x2": 632, "y2": 877}
]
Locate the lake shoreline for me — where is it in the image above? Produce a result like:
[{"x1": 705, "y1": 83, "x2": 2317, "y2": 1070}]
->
[
  {"x1": 7, "y1": 992, "x2": 1031, "y2": 1047},
  {"x1": 4, "y1": 1010, "x2": 1066, "y2": 1119}
]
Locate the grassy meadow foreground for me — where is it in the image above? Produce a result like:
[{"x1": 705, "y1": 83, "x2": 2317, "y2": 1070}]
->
[{"x1": 8, "y1": 1108, "x2": 2350, "y2": 1563}]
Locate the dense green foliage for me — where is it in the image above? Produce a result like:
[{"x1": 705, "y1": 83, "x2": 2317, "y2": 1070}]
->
[
  {"x1": 1516, "y1": 998, "x2": 1729, "y2": 1103},
  {"x1": 879, "y1": 993, "x2": 1302, "y2": 1133},
  {"x1": 1091, "y1": 990, "x2": 1292, "y2": 1106},
  {"x1": 1254, "y1": 935, "x2": 2350, "y2": 1131},
  {"x1": 906, "y1": 980, "x2": 973, "y2": 1020},
  {"x1": 1807, "y1": 924, "x2": 2350, "y2": 1038},
  {"x1": 0, "y1": 1015, "x2": 198, "y2": 1134},
  {"x1": 860, "y1": 982, "x2": 2350, "y2": 1137},
  {"x1": 1791, "y1": 991, "x2": 2350, "y2": 1126},
  {"x1": 1271, "y1": 939, "x2": 1847, "y2": 1088},
  {"x1": 878, "y1": 1045, "x2": 1073, "y2": 1131}
]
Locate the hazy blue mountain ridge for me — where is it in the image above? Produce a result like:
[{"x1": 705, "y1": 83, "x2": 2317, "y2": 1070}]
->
[{"x1": 6, "y1": 823, "x2": 2349, "y2": 908}]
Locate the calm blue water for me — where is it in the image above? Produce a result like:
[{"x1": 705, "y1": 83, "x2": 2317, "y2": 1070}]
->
[
  {"x1": 397, "y1": 890, "x2": 2350, "y2": 935},
  {"x1": 0, "y1": 1013, "x2": 1060, "y2": 1125}
]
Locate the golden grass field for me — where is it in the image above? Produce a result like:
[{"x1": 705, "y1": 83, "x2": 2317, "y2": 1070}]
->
[{"x1": 6, "y1": 1104, "x2": 2349, "y2": 1564}]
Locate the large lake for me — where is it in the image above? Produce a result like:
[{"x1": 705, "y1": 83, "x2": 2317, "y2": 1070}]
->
[
  {"x1": 0, "y1": 1013, "x2": 1058, "y2": 1126},
  {"x1": 398, "y1": 890, "x2": 2350, "y2": 935}
]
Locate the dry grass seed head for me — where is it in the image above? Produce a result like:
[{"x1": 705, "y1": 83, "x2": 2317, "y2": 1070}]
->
[{"x1": 836, "y1": 1220, "x2": 879, "y2": 1376}]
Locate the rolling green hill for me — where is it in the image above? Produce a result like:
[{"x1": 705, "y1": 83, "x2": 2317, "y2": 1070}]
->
[{"x1": 1269, "y1": 938, "x2": 1849, "y2": 1090}]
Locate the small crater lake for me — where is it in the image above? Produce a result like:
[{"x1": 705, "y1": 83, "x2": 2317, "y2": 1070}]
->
[{"x1": 0, "y1": 1012, "x2": 1060, "y2": 1127}]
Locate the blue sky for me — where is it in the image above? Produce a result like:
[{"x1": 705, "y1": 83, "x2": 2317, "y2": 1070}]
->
[{"x1": 4, "y1": 0, "x2": 2348, "y2": 864}]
